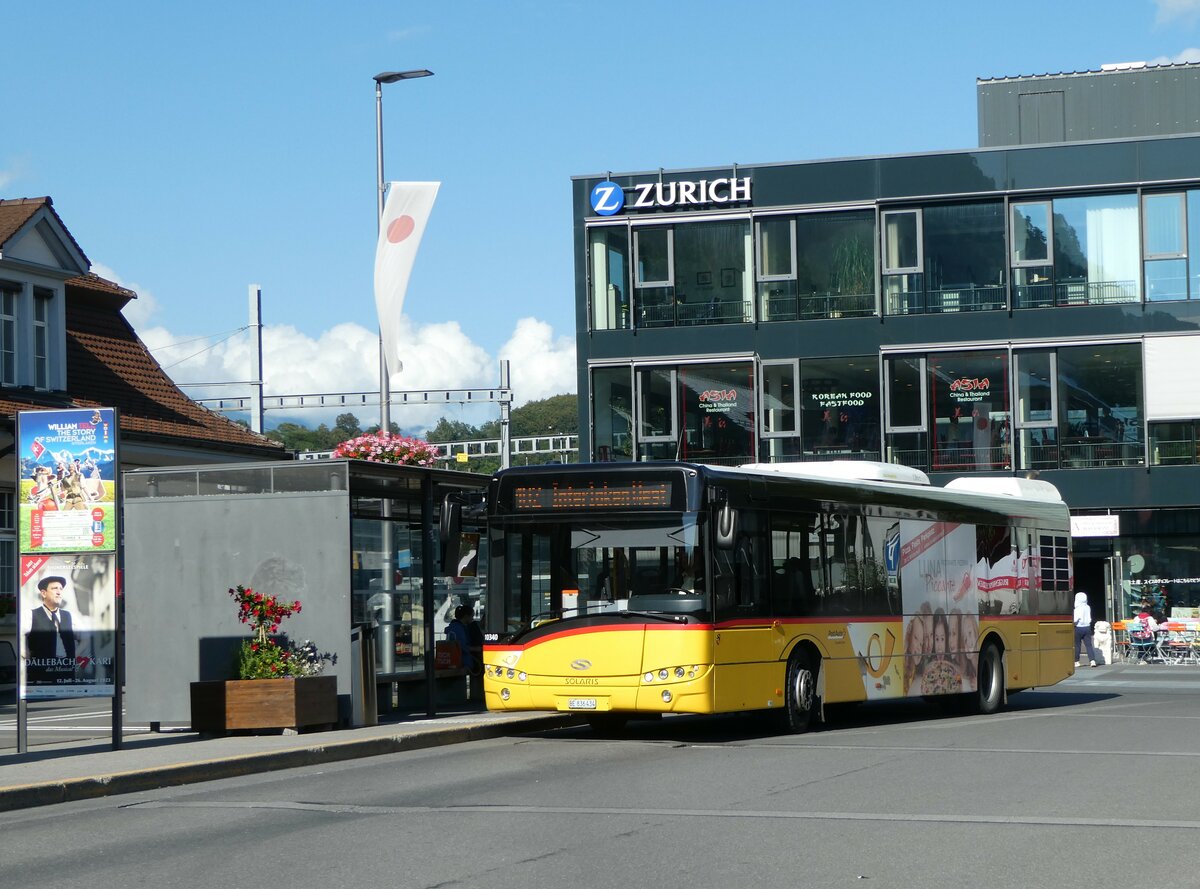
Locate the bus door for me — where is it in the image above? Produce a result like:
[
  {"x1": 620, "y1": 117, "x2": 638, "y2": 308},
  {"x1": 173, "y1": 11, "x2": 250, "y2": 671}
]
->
[{"x1": 712, "y1": 507, "x2": 775, "y2": 711}]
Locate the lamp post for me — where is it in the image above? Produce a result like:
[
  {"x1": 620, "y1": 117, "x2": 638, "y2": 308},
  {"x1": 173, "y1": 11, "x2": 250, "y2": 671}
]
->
[{"x1": 374, "y1": 68, "x2": 433, "y2": 433}]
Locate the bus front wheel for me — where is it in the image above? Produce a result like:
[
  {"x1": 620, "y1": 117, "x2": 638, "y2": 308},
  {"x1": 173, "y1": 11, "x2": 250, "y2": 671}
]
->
[
  {"x1": 783, "y1": 651, "x2": 819, "y2": 733},
  {"x1": 976, "y1": 642, "x2": 1004, "y2": 715}
]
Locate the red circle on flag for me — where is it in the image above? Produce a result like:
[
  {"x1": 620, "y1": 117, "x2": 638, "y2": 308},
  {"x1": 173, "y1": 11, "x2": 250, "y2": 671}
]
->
[{"x1": 387, "y1": 215, "x2": 416, "y2": 243}]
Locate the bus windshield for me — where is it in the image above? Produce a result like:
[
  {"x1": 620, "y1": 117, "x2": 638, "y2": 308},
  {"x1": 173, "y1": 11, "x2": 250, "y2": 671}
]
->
[{"x1": 496, "y1": 515, "x2": 708, "y2": 634}]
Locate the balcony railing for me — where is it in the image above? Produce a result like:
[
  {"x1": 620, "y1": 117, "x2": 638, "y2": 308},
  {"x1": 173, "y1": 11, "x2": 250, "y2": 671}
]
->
[
  {"x1": 1014, "y1": 279, "x2": 1138, "y2": 308},
  {"x1": 639, "y1": 299, "x2": 750, "y2": 327},
  {"x1": 764, "y1": 291, "x2": 874, "y2": 321}
]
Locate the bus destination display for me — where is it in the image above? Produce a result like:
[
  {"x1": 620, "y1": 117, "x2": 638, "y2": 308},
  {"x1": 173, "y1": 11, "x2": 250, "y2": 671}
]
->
[{"x1": 513, "y1": 480, "x2": 672, "y2": 511}]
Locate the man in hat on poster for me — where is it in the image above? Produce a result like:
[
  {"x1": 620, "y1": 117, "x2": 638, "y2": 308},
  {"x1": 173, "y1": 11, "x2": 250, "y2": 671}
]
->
[{"x1": 26, "y1": 575, "x2": 77, "y2": 685}]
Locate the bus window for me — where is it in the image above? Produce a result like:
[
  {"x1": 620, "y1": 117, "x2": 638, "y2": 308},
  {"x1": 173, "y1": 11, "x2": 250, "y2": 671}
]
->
[
  {"x1": 860, "y1": 515, "x2": 901, "y2": 615},
  {"x1": 714, "y1": 510, "x2": 768, "y2": 620},
  {"x1": 1039, "y1": 533, "x2": 1072, "y2": 614},
  {"x1": 770, "y1": 511, "x2": 819, "y2": 616}
]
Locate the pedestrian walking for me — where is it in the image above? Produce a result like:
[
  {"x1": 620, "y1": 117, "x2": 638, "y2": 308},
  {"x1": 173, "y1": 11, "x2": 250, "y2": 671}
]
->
[{"x1": 1074, "y1": 591, "x2": 1098, "y2": 667}]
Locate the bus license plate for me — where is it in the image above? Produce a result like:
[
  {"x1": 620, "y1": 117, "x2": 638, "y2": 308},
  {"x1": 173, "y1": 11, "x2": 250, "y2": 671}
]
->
[{"x1": 568, "y1": 698, "x2": 597, "y2": 710}]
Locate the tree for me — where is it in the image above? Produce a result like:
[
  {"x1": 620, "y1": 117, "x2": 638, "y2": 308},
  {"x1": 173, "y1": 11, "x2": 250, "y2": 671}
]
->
[
  {"x1": 427, "y1": 418, "x2": 482, "y2": 443},
  {"x1": 334, "y1": 413, "x2": 363, "y2": 440}
]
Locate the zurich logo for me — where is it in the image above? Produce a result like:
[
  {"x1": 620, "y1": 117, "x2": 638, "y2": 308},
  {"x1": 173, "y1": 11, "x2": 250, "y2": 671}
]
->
[
  {"x1": 590, "y1": 180, "x2": 624, "y2": 216},
  {"x1": 570, "y1": 659, "x2": 592, "y2": 671}
]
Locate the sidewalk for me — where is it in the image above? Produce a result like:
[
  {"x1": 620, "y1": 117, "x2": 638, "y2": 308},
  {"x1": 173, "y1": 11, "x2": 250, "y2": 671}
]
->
[{"x1": 0, "y1": 709, "x2": 584, "y2": 813}]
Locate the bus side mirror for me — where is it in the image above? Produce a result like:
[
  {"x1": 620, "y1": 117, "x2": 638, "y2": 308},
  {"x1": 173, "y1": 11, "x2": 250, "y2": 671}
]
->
[{"x1": 715, "y1": 503, "x2": 737, "y2": 550}]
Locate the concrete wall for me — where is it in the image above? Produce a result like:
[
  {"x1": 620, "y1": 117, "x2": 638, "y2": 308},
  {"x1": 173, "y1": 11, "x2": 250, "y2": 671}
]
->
[{"x1": 124, "y1": 490, "x2": 351, "y2": 725}]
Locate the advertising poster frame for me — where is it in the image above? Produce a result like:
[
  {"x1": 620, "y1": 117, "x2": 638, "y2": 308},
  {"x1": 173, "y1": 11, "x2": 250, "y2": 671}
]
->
[
  {"x1": 15, "y1": 407, "x2": 122, "y2": 752},
  {"x1": 19, "y1": 552, "x2": 118, "y2": 698}
]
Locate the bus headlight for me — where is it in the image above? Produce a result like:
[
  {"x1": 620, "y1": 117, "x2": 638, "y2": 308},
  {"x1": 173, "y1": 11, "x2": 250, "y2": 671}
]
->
[
  {"x1": 644, "y1": 672, "x2": 654, "y2": 683},
  {"x1": 661, "y1": 690, "x2": 672, "y2": 703},
  {"x1": 674, "y1": 667, "x2": 685, "y2": 678},
  {"x1": 518, "y1": 672, "x2": 527, "y2": 682},
  {"x1": 658, "y1": 669, "x2": 669, "y2": 680},
  {"x1": 506, "y1": 669, "x2": 515, "y2": 679},
  {"x1": 500, "y1": 688, "x2": 510, "y2": 701}
]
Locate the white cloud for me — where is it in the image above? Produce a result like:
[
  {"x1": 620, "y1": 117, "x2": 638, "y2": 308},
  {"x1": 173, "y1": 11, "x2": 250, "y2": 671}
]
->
[
  {"x1": 99, "y1": 263, "x2": 160, "y2": 329},
  {"x1": 499, "y1": 317, "x2": 579, "y2": 403},
  {"x1": 1156, "y1": 0, "x2": 1200, "y2": 25},
  {"x1": 1149, "y1": 47, "x2": 1200, "y2": 64},
  {"x1": 111, "y1": 264, "x2": 577, "y2": 436}
]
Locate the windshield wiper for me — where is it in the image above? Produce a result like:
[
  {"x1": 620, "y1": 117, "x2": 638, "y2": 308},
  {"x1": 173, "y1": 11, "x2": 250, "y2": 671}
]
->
[{"x1": 618, "y1": 610, "x2": 687, "y2": 624}]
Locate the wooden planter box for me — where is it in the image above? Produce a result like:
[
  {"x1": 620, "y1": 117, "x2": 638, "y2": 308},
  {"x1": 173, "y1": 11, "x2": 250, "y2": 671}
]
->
[{"x1": 189, "y1": 676, "x2": 338, "y2": 734}]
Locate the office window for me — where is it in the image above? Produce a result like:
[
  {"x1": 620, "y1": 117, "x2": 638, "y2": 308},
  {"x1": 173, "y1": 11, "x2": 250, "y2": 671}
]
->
[
  {"x1": 1052, "y1": 193, "x2": 1140, "y2": 305},
  {"x1": 800, "y1": 357, "x2": 880, "y2": 460},
  {"x1": 761, "y1": 361, "x2": 798, "y2": 437},
  {"x1": 0, "y1": 286, "x2": 16, "y2": 387},
  {"x1": 33, "y1": 288, "x2": 51, "y2": 390},
  {"x1": 676, "y1": 362, "x2": 755, "y2": 466},
  {"x1": 1149, "y1": 421, "x2": 1197, "y2": 465},
  {"x1": 1144, "y1": 193, "x2": 1187, "y2": 302},
  {"x1": 882, "y1": 210, "x2": 921, "y2": 273},
  {"x1": 591, "y1": 366, "x2": 634, "y2": 462},
  {"x1": 884, "y1": 356, "x2": 928, "y2": 471},
  {"x1": 922, "y1": 202, "x2": 1005, "y2": 312},
  {"x1": 757, "y1": 217, "x2": 799, "y2": 322},
  {"x1": 673, "y1": 220, "x2": 752, "y2": 326},
  {"x1": 883, "y1": 210, "x2": 923, "y2": 315},
  {"x1": 797, "y1": 210, "x2": 875, "y2": 319},
  {"x1": 633, "y1": 227, "x2": 674, "y2": 328},
  {"x1": 589, "y1": 226, "x2": 630, "y2": 330},
  {"x1": 1011, "y1": 201, "x2": 1054, "y2": 308},
  {"x1": 1057, "y1": 343, "x2": 1143, "y2": 468},
  {"x1": 757, "y1": 217, "x2": 794, "y2": 279},
  {"x1": 1189, "y1": 190, "x2": 1200, "y2": 299},
  {"x1": 929, "y1": 350, "x2": 1010, "y2": 472},
  {"x1": 637, "y1": 366, "x2": 676, "y2": 461},
  {"x1": 1014, "y1": 351, "x2": 1058, "y2": 471}
]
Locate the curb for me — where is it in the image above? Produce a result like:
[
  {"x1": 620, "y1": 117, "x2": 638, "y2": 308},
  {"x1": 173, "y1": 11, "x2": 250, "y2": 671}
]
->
[{"x1": 0, "y1": 713, "x2": 582, "y2": 813}]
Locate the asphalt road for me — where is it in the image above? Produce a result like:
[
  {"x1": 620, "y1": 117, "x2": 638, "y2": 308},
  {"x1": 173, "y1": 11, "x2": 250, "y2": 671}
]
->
[{"x1": 2, "y1": 669, "x2": 1198, "y2": 889}]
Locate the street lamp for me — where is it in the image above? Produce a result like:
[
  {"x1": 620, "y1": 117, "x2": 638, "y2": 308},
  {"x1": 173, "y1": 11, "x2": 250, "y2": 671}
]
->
[{"x1": 374, "y1": 68, "x2": 433, "y2": 432}]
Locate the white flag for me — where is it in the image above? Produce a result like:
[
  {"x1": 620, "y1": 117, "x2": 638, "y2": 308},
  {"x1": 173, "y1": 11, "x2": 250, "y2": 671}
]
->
[{"x1": 374, "y1": 181, "x2": 440, "y2": 378}]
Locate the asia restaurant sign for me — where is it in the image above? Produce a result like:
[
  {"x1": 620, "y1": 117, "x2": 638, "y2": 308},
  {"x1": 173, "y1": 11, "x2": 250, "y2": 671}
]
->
[
  {"x1": 589, "y1": 177, "x2": 752, "y2": 216},
  {"x1": 948, "y1": 376, "x2": 992, "y2": 404},
  {"x1": 698, "y1": 388, "x2": 740, "y2": 414}
]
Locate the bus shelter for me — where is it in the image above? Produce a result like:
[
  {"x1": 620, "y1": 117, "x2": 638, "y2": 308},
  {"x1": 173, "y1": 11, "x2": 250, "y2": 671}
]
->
[{"x1": 122, "y1": 459, "x2": 488, "y2": 727}]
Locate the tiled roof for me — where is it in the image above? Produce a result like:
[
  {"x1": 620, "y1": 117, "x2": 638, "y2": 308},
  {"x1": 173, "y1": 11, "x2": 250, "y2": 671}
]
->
[
  {"x1": 0, "y1": 196, "x2": 89, "y2": 266},
  {"x1": 0, "y1": 274, "x2": 284, "y2": 455}
]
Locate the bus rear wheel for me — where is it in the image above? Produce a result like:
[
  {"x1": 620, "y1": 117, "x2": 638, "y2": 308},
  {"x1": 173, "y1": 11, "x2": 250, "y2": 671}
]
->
[
  {"x1": 783, "y1": 650, "x2": 819, "y2": 733},
  {"x1": 976, "y1": 642, "x2": 1004, "y2": 715}
]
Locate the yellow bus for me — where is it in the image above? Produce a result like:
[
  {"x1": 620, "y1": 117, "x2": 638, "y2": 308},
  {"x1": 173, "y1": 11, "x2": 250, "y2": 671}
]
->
[{"x1": 480, "y1": 461, "x2": 1074, "y2": 732}]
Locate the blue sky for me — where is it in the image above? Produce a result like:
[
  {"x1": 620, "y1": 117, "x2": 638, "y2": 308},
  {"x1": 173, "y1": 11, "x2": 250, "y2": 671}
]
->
[{"x1": 5, "y1": 0, "x2": 1200, "y2": 432}]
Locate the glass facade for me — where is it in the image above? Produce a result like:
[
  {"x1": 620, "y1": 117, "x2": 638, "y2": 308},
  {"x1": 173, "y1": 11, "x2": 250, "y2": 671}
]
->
[
  {"x1": 579, "y1": 135, "x2": 1200, "y2": 656},
  {"x1": 586, "y1": 186, "x2": 1200, "y2": 328},
  {"x1": 929, "y1": 350, "x2": 1010, "y2": 471}
]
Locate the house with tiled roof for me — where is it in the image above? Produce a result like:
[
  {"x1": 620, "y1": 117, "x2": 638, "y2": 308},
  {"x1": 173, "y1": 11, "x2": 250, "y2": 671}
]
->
[{"x1": 0, "y1": 196, "x2": 286, "y2": 618}]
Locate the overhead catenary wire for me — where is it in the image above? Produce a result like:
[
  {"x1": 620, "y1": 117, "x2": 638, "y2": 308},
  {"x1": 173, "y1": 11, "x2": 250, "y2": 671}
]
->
[{"x1": 157, "y1": 326, "x2": 251, "y2": 371}]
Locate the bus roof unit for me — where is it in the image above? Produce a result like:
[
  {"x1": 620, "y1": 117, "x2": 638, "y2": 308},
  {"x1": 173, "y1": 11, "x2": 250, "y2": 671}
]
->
[
  {"x1": 739, "y1": 461, "x2": 931, "y2": 486},
  {"x1": 943, "y1": 476, "x2": 1065, "y2": 503}
]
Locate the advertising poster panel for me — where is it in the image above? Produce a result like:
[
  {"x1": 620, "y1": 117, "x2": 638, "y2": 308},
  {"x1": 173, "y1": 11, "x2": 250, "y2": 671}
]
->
[
  {"x1": 899, "y1": 520, "x2": 980, "y2": 696},
  {"x1": 19, "y1": 553, "x2": 118, "y2": 698},
  {"x1": 18, "y1": 408, "x2": 117, "y2": 553}
]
